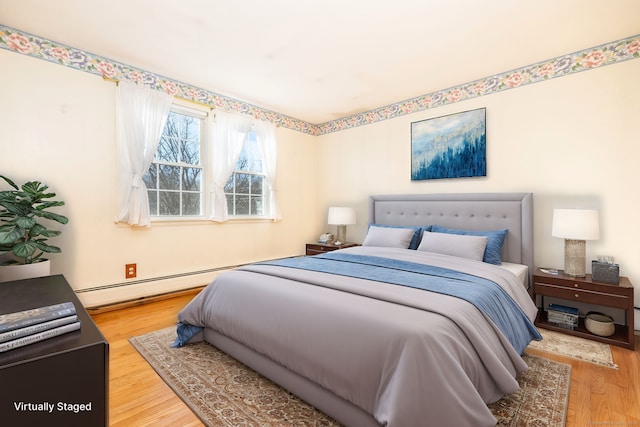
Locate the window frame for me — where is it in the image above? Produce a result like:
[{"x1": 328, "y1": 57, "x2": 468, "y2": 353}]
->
[
  {"x1": 146, "y1": 104, "x2": 273, "y2": 223},
  {"x1": 146, "y1": 104, "x2": 208, "y2": 221}
]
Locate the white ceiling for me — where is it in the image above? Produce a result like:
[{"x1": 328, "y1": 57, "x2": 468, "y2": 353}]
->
[{"x1": 1, "y1": 0, "x2": 639, "y2": 124}]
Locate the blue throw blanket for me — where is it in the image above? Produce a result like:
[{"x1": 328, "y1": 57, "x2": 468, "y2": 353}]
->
[{"x1": 258, "y1": 252, "x2": 541, "y2": 354}]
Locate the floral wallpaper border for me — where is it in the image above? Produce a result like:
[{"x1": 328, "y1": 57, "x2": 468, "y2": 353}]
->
[{"x1": 1, "y1": 24, "x2": 638, "y2": 136}]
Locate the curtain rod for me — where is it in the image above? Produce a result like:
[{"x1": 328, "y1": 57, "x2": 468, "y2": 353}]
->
[{"x1": 103, "y1": 76, "x2": 214, "y2": 111}]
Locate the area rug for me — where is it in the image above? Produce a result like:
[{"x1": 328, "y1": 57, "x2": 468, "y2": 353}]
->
[
  {"x1": 130, "y1": 327, "x2": 571, "y2": 427},
  {"x1": 528, "y1": 328, "x2": 618, "y2": 369}
]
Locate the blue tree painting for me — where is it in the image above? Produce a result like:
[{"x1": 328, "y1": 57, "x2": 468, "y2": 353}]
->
[{"x1": 411, "y1": 108, "x2": 486, "y2": 180}]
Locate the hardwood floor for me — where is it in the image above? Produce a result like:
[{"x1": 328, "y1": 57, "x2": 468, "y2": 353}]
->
[
  {"x1": 92, "y1": 292, "x2": 204, "y2": 427},
  {"x1": 92, "y1": 292, "x2": 640, "y2": 427}
]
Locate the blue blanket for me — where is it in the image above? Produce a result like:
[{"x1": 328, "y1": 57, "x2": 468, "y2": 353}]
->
[{"x1": 258, "y1": 252, "x2": 541, "y2": 354}]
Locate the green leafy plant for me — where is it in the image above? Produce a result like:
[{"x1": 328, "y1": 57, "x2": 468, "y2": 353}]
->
[{"x1": 0, "y1": 175, "x2": 69, "y2": 265}]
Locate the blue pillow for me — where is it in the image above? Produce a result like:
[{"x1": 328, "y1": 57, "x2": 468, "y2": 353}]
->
[
  {"x1": 431, "y1": 225, "x2": 507, "y2": 265},
  {"x1": 368, "y1": 224, "x2": 431, "y2": 250}
]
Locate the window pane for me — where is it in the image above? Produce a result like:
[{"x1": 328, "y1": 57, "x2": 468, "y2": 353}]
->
[
  {"x1": 149, "y1": 108, "x2": 205, "y2": 219},
  {"x1": 250, "y1": 175, "x2": 263, "y2": 194},
  {"x1": 235, "y1": 195, "x2": 250, "y2": 215},
  {"x1": 182, "y1": 193, "x2": 201, "y2": 216},
  {"x1": 183, "y1": 115, "x2": 200, "y2": 142},
  {"x1": 159, "y1": 191, "x2": 180, "y2": 215},
  {"x1": 148, "y1": 191, "x2": 158, "y2": 215},
  {"x1": 236, "y1": 173, "x2": 250, "y2": 194},
  {"x1": 166, "y1": 112, "x2": 180, "y2": 125},
  {"x1": 182, "y1": 167, "x2": 201, "y2": 191},
  {"x1": 225, "y1": 195, "x2": 234, "y2": 215},
  {"x1": 235, "y1": 150, "x2": 248, "y2": 170},
  {"x1": 159, "y1": 165, "x2": 180, "y2": 190},
  {"x1": 157, "y1": 136, "x2": 179, "y2": 163},
  {"x1": 224, "y1": 175, "x2": 234, "y2": 193},
  {"x1": 163, "y1": 113, "x2": 180, "y2": 140},
  {"x1": 234, "y1": 133, "x2": 262, "y2": 173},
  {"x1": 251, "y1": 196, "x2": 263, "y2": 215},
  {"x1": 143, "y1": 165, "x2": 157, "y2": 189},
  {"x1": 181, "y1": 141, "x2": 200, "y2": 165}
]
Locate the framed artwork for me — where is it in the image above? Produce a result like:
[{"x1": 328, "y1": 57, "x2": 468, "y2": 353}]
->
[{"x1": 411, "y1": 107, "x2": 486, "y2": 180}]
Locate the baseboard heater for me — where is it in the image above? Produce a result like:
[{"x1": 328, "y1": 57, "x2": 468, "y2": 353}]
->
[
  {"x1": 75, "y1": 263, "x2": 246, "y2": 294},
  {"x1": 74, "y1": 255, "x2": 295, "y2": 294}
]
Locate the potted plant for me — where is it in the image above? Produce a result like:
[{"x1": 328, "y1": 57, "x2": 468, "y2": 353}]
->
[{"x1": 0, "y1": 175, "x2": 69, "y2": 282}]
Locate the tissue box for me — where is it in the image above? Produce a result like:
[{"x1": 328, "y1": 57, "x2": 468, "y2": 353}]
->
[{"x1": 591, "y1": 261, "x2": 619, "y2": 284}]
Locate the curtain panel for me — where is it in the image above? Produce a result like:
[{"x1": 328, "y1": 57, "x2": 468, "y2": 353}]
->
[
  {"x1": 208, "y1": 110, "x2": 250, "y2": 222},
  {"x1": 209, "y1": 110, "x2": 280, "y2": 222},
  {"x1": 115, "y1": 80, "x2": 173, "y2": 226},
  {"x1": 253, "y1": 119, "x2": 281, "y2": 221}
]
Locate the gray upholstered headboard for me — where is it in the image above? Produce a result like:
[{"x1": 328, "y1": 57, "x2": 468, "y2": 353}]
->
[{"x1": 369, "y1": 193, "x2": 534, "y2": 284}]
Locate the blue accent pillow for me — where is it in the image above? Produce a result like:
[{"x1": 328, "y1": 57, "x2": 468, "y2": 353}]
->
[
  {"x1": 368, "y1": 224, "x2": 432, "y2": 250},
  {"x1": 431, "y1": 225, "x2": 508, "y2": 265}
]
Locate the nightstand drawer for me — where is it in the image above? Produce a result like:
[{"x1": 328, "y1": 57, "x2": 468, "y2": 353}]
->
[
  {"x1": 534, "y1": 275, "x2": 630, "y2": 297},
  {"x1": 534, "y1": 282, "x2": 629, "y2": 309},
  {"x1": 306, "y1": 248, "x2": 328, "y2": 256}
]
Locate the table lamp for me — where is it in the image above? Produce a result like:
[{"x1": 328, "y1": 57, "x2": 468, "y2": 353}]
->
[
  {"x1": 551, "y1": 208, "x2": 600, "y2": 277},
  {"x1": 327, "y1": 207, "x2": 356, "y2": 244}
]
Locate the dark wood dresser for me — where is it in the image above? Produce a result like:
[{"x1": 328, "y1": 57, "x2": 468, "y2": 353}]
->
[{"x1": 0, "y1": 275, "x2": 108, "y2": 426}]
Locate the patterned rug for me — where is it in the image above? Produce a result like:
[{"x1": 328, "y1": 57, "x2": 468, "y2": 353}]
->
[
  {"x1": 528, "y1": 328, "x2": 618, "y2": 369},
  {"x1": 130, "y1": 327, "x2": 571, "y2": 427}
]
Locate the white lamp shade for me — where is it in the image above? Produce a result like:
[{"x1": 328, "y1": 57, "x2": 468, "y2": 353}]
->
[
  {"x1": 327, "y1": 207, "x2": 356, "y2": 225},
  {"x1": 552, "y1": 209, "x2": 600, "y2": 240}
]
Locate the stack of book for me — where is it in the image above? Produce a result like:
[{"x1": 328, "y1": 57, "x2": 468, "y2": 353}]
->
[
  {"x1": 547, "y1": 303, "x2": 579, "y2": 330},
  {"x1": 0, "y1": 302, "x2": 81, "y2": 353}
]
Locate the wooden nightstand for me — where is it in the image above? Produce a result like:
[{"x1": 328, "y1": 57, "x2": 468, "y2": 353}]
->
[
  {"x1": 306, "y1": 242, "x2": 358, "y2": 256},
  {"x1": 533, "y1": 268, "x2": 635, "y2": 349}
]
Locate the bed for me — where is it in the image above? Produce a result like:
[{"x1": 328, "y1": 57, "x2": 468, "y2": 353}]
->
[{"x1": 175, "y1": 192, "x2": 540, "y2": 427}]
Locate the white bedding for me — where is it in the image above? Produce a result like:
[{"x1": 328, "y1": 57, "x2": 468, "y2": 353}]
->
[{"x1": 499, "y1": 262, "x2": 529, "y2": 286}]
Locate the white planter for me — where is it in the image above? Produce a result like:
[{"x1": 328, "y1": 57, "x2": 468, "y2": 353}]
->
[{"x1": 0, "y1": 259, "x2": 51, "y2": 283}]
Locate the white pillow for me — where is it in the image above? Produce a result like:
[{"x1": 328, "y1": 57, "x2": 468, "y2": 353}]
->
[
  {"x1": 362, "y1": 226, "x2": 415, "y2": 249},
  {"x1": 417, "y1": 232, "x2": 488, "y2": 261}
]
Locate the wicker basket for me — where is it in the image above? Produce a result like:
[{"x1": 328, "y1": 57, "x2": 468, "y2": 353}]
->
[{"x1": 585, "y1": 312, "x2": 615, "y2": 337}]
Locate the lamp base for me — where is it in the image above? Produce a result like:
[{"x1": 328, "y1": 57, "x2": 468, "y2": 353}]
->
[
  {"x1": 564, "y1": 239, "x2": 586, "y2": 277},
  {"x1": 335, "y1": 225, "x2": 347, "y2": 244}
]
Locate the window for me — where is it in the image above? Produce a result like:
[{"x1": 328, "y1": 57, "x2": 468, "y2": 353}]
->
[
  {"x1": 144, "y1": 109, "x2": 203, "y2": 217},
  {"x1": 224, "y1": 132, "x2": 268, "y2": 217},
  {"x1": 144, "y1": 107, "x2": 278, "y2": 221}
]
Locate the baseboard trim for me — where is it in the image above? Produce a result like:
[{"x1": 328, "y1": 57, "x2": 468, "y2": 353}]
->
[{"x1": 87, "y1": 285, "x2": 205, "y2": 314}]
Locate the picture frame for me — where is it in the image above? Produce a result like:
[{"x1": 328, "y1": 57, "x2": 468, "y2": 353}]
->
[{"x1": 411, "y1": 107, "x2": 486, "y2": 180}]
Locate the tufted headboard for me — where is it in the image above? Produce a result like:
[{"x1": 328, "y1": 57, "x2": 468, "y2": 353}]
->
[{"x1": 369, "y1": 193, "x2": 534, "y2": 284}]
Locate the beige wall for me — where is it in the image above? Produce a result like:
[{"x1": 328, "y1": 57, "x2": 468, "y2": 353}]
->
[
  {"x1": 0, "y1": 49, "x2": 319, "y2": 306},
  {"x1": 2, "y1": 45, "x2": 639, "y2": 323},
  {"x1": 316, "y1": 59, "x2": 640, "y2": 325}
]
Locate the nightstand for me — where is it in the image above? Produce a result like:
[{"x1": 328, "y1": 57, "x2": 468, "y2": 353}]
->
[
  {"x1": 533, "y1": 268, "x2": 635, "y2": 349},
  {"x1": 306, "y1": 242, "x2": 358, "y2": 256}
]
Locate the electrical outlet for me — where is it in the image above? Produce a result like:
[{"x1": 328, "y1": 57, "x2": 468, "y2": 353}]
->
[{"x1": 125, "y1": 263, "x2": 137, "y2": 279}]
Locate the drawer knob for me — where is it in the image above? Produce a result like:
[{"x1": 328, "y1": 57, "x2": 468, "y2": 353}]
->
[
  {"x1": 574, "y1": 293, "x2": 579, "y2": 298},
  {"x1": 574, "y1": 284, "x2": 579, "y2": 288}
]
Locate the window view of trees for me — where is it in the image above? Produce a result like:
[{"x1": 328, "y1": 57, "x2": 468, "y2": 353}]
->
[
  {"x1": 145, "y1": 108, "x2": 269, "y2": 219},
  {"x1": 144, "y1": 111, "x2": 202, "y2": 216}
]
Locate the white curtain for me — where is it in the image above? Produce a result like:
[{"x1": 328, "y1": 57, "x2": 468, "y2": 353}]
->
[
  {"x1": 253, "y1": 119, "x2": 281, "y2": 221},
  {"x1": 209, "y1": 110, "x2": 250, "y2": 222},
  {"x1": 115, "y1": 80, "x2": 173, "y2": 226}
]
